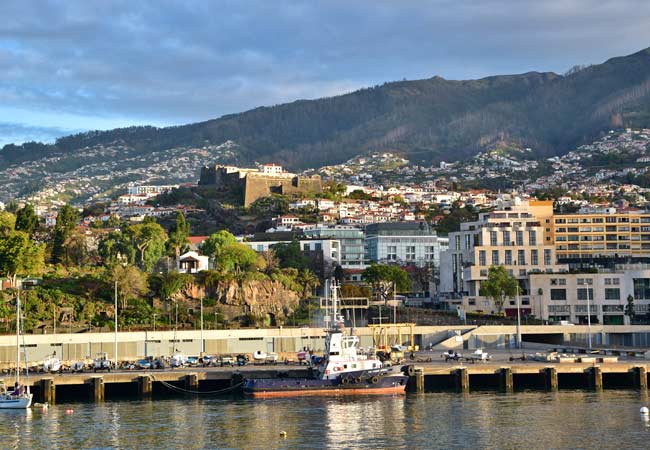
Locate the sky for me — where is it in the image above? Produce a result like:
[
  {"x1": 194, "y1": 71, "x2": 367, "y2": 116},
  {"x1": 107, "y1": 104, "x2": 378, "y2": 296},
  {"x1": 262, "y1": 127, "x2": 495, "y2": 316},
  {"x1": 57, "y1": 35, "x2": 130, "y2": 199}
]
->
[{"x1": 2, "y1": 0, "x2": 650, "y2": 146}]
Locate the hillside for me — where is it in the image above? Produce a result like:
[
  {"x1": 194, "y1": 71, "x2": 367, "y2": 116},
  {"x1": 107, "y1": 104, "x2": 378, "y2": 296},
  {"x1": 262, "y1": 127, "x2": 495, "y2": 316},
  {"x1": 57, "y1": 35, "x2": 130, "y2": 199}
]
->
[{"x1": 1, "y1": 46, "x2": 650, "y2": 202}]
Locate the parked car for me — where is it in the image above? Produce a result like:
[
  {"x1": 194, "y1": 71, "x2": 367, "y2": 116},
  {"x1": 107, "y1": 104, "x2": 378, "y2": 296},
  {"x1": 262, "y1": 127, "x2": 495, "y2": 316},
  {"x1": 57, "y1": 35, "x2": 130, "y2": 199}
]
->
[{"x1": 93, "y1": 352, "x2": 112, "y2": 372}]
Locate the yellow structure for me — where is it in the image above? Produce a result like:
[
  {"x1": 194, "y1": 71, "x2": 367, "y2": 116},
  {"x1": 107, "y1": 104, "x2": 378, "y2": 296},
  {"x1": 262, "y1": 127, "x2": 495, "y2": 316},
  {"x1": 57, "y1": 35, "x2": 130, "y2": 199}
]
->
[
  {"x1": 552, "y1": 210, "x2": 650, "y2": 260},
  {"x1": 368, "y1": 323, "x2": 417, "y2": 351}
]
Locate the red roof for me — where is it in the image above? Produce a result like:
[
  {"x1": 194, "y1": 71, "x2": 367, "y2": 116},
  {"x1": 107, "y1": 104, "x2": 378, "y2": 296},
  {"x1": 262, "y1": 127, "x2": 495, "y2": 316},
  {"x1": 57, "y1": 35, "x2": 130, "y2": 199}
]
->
[{"x1": 188, "y1": 236, "x2": 208, "y2": 244}]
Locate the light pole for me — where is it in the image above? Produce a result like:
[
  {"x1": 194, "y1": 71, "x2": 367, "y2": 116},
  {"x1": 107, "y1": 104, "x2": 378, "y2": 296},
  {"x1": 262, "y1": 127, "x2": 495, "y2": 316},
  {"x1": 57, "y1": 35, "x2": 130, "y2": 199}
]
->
[
  {"x1": 586, "y1": 281, "x2": 593, "y2": 350},
  {"x1": 114, "y1": 279, "x2": 118, "y2": 370},
  {"x1": 200, "y1": 292, "x2": 204, "y2": 354},
  {"x1": 153, "y1": 313, "x2": 157, "y2": 332},
  {"x1": 515, "y1": 286, "x2": 522, "y2": 350}
]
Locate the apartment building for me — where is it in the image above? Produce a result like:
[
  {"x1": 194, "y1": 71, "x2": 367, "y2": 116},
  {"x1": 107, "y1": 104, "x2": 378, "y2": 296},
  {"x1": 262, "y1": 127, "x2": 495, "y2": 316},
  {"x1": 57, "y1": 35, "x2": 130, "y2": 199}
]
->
[
  {"x1": 364, "y1": 222, "x2": 448, "y2": 269},
  {"x1": 303, "y1": 225, "x2": 366, "y2": 269},
  {"x1": 552, "y1": 208, "x2": 650, "y2": 264},
  {"x1": 528, "y1": 265, "x2": 650, "y2": 325},
  {"x1": 439, "y1": 198, "x2": 567, "y2": 314}
]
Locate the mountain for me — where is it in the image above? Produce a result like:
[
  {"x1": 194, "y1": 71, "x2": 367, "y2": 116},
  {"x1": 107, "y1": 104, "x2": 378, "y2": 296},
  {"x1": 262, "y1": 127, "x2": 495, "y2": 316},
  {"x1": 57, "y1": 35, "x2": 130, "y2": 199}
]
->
[{"x1": 2, "y1": 46, "x2": 650, "y2": 202}]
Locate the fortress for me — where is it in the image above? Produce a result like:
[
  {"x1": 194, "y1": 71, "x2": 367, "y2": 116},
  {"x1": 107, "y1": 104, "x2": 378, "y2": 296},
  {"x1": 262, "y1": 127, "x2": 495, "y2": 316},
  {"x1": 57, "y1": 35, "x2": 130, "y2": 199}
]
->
[{"x1": 199, "y1": 163, "x2": 322, "y2": 206}]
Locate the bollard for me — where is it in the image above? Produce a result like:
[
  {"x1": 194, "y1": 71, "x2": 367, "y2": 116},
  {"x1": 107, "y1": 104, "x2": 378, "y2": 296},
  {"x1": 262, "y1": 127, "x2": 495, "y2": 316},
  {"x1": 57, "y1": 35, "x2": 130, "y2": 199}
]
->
[
  {"x1": 500, "y1": 367, "x2": 513, "y2": 393},
  {"x1": 88, "y1": 376, "x2": 104, "y2": 402},
  {"x1": 40, "y1": 378, "x2": 56, "y2": 405},
  {"x1": 455, "y1": 368, "x2": 469, "y2": 393},
  {"x1": 139, "y1": 375, "x2": 153, "y2": 398},
  {"x1": 543, "y1": 367, "x2": 558, "y2": 391}
]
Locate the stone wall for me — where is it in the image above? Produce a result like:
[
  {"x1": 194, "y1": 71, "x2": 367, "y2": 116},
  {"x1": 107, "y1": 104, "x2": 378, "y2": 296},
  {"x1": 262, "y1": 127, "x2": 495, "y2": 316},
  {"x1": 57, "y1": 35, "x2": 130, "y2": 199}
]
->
[{"x1": 199, "y1": 165, "x2": 322, "y2": 206}]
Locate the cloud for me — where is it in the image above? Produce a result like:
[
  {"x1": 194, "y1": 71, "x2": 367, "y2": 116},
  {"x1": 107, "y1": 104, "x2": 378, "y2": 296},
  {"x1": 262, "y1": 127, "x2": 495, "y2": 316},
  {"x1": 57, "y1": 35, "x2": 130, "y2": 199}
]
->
[
  {"x1": 1, "y1": 0, "x2": 650, "y2": 141},
  {"x1": 0, "y1": 121, "x2": 76, "y2": 147}
]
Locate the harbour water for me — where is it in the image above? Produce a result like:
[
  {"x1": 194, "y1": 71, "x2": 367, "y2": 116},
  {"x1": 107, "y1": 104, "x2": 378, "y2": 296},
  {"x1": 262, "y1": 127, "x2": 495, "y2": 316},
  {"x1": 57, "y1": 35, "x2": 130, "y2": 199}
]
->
[{"x1": 5, "y1": 391, "x2": 650, "y2": 449}]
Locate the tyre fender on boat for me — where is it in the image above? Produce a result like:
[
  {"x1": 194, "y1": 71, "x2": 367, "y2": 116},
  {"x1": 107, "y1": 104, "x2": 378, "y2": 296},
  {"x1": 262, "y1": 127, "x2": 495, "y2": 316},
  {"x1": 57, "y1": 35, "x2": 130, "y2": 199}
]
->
[
  {"x1": 403, "y1": 364, "x2": 416, "y2": 376},
  {"x1": 341, "y1": 377, "x2": 350, "y2": 385},
  {"x1": 354, "y1": 377, "x2": 362, "y2": 384},
  {"x1": 370, "y1": 376, "x2": 380, "y2": 384}
]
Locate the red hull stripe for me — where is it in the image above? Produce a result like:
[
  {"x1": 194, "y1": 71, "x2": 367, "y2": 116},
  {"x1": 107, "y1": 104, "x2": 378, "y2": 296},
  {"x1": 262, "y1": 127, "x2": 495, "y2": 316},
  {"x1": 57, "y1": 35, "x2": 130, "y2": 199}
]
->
[{"x1": 246, "y1": 385, "x2": 407, "y2": 398}]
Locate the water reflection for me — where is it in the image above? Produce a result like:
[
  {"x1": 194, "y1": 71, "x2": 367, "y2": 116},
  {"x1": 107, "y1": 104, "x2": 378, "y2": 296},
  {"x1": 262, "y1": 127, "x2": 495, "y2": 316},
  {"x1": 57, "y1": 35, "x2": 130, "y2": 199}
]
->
[{"x1": 3, "y1": 391, "x2": 650, "y2": 449}]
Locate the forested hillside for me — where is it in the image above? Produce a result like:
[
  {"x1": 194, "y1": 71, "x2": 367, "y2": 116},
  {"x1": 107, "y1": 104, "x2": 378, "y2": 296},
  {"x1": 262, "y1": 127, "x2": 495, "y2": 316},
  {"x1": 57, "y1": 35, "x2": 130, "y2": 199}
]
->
[{"x1": 2, "y1": 47, "x2": 650, "y2": 171}]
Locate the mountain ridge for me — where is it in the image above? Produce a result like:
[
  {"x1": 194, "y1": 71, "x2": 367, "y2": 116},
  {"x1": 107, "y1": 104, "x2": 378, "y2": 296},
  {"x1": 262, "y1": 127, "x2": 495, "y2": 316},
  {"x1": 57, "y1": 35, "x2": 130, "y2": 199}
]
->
[{"x1": 2, "y1": 46, "x2": 650, "y2": 173}]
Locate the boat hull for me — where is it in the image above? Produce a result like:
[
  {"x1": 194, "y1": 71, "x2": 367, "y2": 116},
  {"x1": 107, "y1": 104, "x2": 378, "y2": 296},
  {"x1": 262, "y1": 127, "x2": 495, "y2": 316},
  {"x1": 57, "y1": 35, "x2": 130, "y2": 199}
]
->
[
  {"x1": 243, "y1": 374, "x2": 408, "y2": 398},
  {"x1": 0, "y1": 393, "x2": 33, "y2": 409}
]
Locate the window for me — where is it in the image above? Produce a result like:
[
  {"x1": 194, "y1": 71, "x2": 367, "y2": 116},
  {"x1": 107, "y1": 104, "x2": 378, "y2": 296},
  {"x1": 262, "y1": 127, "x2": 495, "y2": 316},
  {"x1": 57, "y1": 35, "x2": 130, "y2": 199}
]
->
[
  {"x1": 531, "y1": 249, "x2": 538, "y2": 265},
  {"x1": 550, "y1": 289, "x2": 567, "y2": 300},
  {"x1": 505, "y1": 250, "x2": 512, "y2": 265},
  {"x1": 479, "y1": 250, "x2": 486, "y2": 266},
  {"x1": 551, "y1": 278, "x2": 567, "y2": 286},
  {"x1": 405, "y1": 246, "x2": 416, "y2": 260},
  {"x1": 577, "y1": 278, "x2": 593, "y2": 285},
  {"x1": 634, "y1": 278, "x2": 650, "y2": 300},
  {"x1": 464, "y1": 235, "x2": 471, "y2": 250},
  {"x1": 387, "y1": 246, "x2": 397, "y2": 260},
  {"x1": 503, "y1": 231, "x2": 511, "y2": 245},
  {"x1": 490, "y1": 231, "x2": 498, "y2": 246},
  {"x1": 455, "y1": 235, "x2": 461, "y2": 250},
  {"x1": 491, "y1": 250, "x2": 499, "y2": 265},
  {"x1": 518, "y1": 250, "x2": 526, "y2": 265},
  {"x1": 577, "y1": 288, "x2": 594, "y2": 300},
  {"x1": 516, "y1": 231, "x2": 524, "y2": 246},
  {"x1": 605, "y1": 288, "x2": 620, "y2": 300},
  {"x1": 529, "y1": 230, "x2": 537, "y2": 245},
  {"x1": 425, "y1": 246, "x2": 435, "y2": 260},
  {"x1": 544, "y1": 249, "x2": 552, "y2": 266}
]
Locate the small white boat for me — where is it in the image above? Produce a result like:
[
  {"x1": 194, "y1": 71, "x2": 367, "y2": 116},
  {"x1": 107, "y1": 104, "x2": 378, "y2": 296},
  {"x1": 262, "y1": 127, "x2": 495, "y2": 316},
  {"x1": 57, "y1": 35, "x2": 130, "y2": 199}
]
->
[
  {"x1": 0, "y1": 292, "x2": 33, "y2": 409},
  {"x1": 42, "y1": 353, "x2": 62, "y2": 373},
  {"x1": 252, "y1": 350, "x2": 267, "y2": 361}
]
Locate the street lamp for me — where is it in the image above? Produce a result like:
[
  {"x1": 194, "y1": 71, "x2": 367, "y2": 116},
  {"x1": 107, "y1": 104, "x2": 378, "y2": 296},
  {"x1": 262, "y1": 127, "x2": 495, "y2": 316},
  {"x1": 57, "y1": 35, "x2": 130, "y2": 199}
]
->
[
  {"x1": 200, "y1": 292, "x2": 204, "y2": 354},
  {"x1": 586, "y1": 281, "x2": 593, "y2": 350},
  {"x1": 114, "y1": 279, "x2": 118, "y2": 370},
  {"x1": 515, "y1": 286, "x2": 522, "y2": 350}
]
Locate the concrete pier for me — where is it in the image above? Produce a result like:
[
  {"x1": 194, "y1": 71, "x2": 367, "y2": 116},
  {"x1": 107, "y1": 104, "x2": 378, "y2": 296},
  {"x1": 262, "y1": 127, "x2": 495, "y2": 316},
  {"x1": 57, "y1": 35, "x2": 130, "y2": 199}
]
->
[
  {"x1": 88, "y1": 376, "x2": 104, "y2": 402},
  {"x1": 500, "y1": 367, "x2": 514, "y2": 393},
  {"x1": 455, "y1": 368, "x2": 469, "y2": 393},
  {"x1": 543, "y1": 367, "x2": 558, "y2": 391},
  {"x1": 588, "y1": 366, "x2": 603, "y2": 390},
  {"x1": 185, "y1": 373, "x2": 199, "y2": 392},
  {"x1": 138, "y1": 375, "x2": 152, "y2": 398},
  {"x1": 632, "y1": 366, "x2": 647, "y2": 390},
  {"x1": 40, "y1": 378, "x2": 55, "y2": 404}
]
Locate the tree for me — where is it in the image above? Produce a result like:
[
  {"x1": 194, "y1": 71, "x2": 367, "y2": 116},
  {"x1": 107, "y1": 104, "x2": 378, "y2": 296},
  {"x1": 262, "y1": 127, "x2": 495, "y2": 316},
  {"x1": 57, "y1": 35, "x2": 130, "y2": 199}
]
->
[
  {"x1": 51, "y1": 204, "x2": 80, "y2": 264},
  {"x1": 167, "y1": 212, "x2": 190, "y2": 256},
  {"x1": 0, "y1": 212, "x2": 16, "y2": 236},
  {"x1": 109, "y1": 265, "x2": 148, "y2": 310},
  {"x1": 259, "y1": 250, "x2": 280, "y2": 274},
  {"x1": 201, "y1": 230, "x2": 237, "y2": 260},
  {"x1": 272, "y1": 241, "x2": 309, "y2": 270},
  {"x1": 98, "y1": 230, "x2": 136, "y2": 266},
  {"x1": 479, "y1": 266, "x2": 518, "y2": 314},
  {"x1": 296, "y1": 268, "x2": 320, "y2": 299},
  {"x1": 150, "y1": 271, "x2": 193, "y2": 312},
  {"x1": 362, "y1": 264, "x2": 410, "y2": 305},
  {"x1": 215, "y1": 243, "x2": 260, "y2": 278},
  {"x1": 625, "y1": 294, "x2": 635, "y2": 322},
  {"x1": 125, "y1": 221, "x2": 168, "y2": 271},
  {"x1": 15, "y1": 204, "x2": 38, "y2": 235},
  {"x1": 0, "y1": 230, "x2": 45, "y2": 286}
]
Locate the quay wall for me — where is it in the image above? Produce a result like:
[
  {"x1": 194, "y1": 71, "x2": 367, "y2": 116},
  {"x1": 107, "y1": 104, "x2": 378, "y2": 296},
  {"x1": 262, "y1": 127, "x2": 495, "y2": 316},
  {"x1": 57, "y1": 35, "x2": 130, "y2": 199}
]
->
[{"x1": 2, "y1": 324, "x2": 650, "y2": 364}]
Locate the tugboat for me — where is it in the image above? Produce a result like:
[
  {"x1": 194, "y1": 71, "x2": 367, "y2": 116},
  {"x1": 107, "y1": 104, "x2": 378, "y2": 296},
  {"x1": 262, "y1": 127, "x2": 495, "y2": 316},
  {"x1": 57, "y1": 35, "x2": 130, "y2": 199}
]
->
[{"x1": 243, "y1": 281, "x2": 412, "y2": 398}]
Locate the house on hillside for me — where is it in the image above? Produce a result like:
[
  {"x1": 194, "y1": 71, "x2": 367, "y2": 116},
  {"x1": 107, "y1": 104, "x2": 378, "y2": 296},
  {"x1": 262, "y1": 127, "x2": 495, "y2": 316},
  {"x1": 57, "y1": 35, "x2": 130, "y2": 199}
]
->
[{"x1": 177, "y1": 251, "x2": 209, "y2": 274}]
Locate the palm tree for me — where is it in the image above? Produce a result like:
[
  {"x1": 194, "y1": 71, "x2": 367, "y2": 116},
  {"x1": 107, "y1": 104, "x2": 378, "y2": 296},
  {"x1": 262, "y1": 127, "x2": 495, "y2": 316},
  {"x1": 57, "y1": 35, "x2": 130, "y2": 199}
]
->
[{"x1": 297, "y1": 269, "x2": 320, "y2": 300}]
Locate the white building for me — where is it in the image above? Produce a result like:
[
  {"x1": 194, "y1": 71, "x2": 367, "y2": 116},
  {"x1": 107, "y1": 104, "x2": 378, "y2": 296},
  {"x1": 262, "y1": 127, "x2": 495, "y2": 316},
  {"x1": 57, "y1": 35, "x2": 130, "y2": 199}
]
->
[
  {"x1": 440, "y1": 198, "x2": 567, "y2": 314},
  {"x1": 364, "y1": 222, "x2": 448, "y2": 269},
  {"x1": 177, "y1": 251, "x2": 210, "y2": 273}
]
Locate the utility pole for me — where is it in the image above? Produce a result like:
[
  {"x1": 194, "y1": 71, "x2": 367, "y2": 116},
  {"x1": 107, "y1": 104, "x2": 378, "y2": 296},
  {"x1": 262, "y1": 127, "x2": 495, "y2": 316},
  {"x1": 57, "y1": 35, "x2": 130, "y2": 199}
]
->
[
  {"x1": 200, "y1": 292, "x2": 204, "y2": 354},
  {"x1": 114, "y1": 280, "x2": 118, "y2": 370}
]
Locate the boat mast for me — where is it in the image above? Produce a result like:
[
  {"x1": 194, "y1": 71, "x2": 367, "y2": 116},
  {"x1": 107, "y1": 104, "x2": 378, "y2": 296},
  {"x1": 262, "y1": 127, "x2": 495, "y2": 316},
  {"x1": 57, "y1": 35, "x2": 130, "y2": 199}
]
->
[{"x1": 16, "y1": 291, "x2": 20, "y2": 385}]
